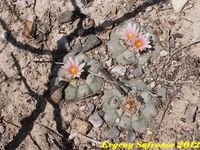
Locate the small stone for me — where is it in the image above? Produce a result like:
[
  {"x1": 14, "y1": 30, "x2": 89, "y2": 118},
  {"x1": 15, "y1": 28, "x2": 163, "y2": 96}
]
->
[
  {"x1": 50, "y1": 81, "x2": 66, "y2": 103},
  {"x1": 35, "y1": 0, "x2": 49, "y2": 18},
  {"x1": 132, "y1": 67, "x2": 143, "y2": 77},
  {"x1": 74, "y1": 119, "x2": 92, "y2": 135},
  {"x1": 86, "y1": 103, "x2": 95, "y2": 114},
  {"x1": 111, "y1": 66, "x2": 127, "y2": 76},
  {"x1": 83, "y1": 34, "x2": 101, "y2": 52},
  {"x1": 88, "y1": 112, "x2": 103, "y2": 128},
  {"x1": 146, "y1": 6, "x2": 153, "y2": 13},
  {"x1": 69, "y1": 129, "x2": 79, "y2": 139},
  {"x1": 80, "y1": 103, "x2": 95, "y2": 117},
  {"x1": 127, "y1": 130, "x2": 136, "y2": 142},
  {"x1": 57, "y1": 36, "x2": 70, "y2": 51},
  {"x1": 0, "y1": 93, "x2": 8, "y2": 110},
  {"x1": 186, "y1": 104, "x2": 198, "y2": 123},
  {"x1": 160, "y1": 50, "x2": 168, "y2": 57},
  {"x1": 171, "y1": 0, "x2": 188, "y2": 13},
  {"x1": 173, "y1": 33, "x2": 183, "y2": 39},
  {"x1": 150, "y1": 82, "x2": 156, "y2": 89},
  {"x1": 72, "y1": 44, "x2": 82, "y2": 54},
  {"x1": 105, "y1": 59, "x2": 113, "y2": 67},
  {"x1": 0, "y1": 30, "x2": 8, "y2": 39},
  {"x1": 0, "y1": 125, "x2": 5, "y2": 134},
  {"x1": 57, "y1": 11, "x2": 74, "y2": 24},
  {"x1": 17, "y1": 0, "x2": 29, "y2": 8},
  {"x1": 107, "y1": 127, "x2": 120, "y2": 139},
  {"x1": 63, "y1": 112, "x2": 74, "y2": 123}
]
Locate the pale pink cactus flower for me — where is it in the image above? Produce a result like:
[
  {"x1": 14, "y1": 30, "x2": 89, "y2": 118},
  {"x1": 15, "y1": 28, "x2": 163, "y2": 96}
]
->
[
  {"x1": 62, "y1": 57, "x2": 85, "y2": 78},
  {"x1": 131, "y1": 33, "x2": 152, "y2": 52},
  {"x1": 121, "y1": 23, "x2": 140, "y2": 45}
]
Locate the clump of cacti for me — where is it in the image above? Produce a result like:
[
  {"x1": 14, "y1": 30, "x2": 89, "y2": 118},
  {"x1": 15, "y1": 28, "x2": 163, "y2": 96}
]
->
[
  {"x1": 102, "y1": 85, "x2": 157, "y2": 132},
  {"x1": 108, "y1": 20, "x2": 161, "y2": 66},
  {"x1": 57, "y1": 53, "x2": 104, "y2": 101}
]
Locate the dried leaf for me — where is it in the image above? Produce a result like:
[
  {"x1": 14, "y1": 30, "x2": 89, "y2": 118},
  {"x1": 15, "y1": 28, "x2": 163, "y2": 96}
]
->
[{"x1": 22, "y1": 19, "x2": 36, "y2": 39}]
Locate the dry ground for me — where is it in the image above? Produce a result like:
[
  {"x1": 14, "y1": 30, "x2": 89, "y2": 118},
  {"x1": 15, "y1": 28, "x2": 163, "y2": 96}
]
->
[{"x1": 0, "y1": 0, "x2": 199, "y2": 149}]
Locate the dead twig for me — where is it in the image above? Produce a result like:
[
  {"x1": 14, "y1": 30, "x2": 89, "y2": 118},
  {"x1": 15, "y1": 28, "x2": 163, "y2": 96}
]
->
[
  {"x1": 77, "y1": 133, "x2": 102, "y2": 146},
  {"x1": 165, "y1": 39, "x2": 200, "y2": 66},
  {"x1": 35, "y1": 122, "x2": 61, "y2": 138},
  {"x1": 60, "y1": 91, "x2": 103, "y2": 106},
  {"x1": 100, "y1": 67, "x2": 128, "y2": 96}
]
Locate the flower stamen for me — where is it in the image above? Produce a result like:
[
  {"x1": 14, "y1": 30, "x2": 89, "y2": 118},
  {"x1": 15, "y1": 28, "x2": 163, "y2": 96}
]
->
[
  {"x1": 134, "y1": 39, "x2": 143, "y2": 48},
  {"x1": 69, "y1": 67, "x2": 78, "y2": 75},
  {"x1": 127, "y1": 33, "x2": 134, "y2": 40}
]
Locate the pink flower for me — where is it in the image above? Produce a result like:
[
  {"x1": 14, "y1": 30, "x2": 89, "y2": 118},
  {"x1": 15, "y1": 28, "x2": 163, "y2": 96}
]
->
[
  {"x1": 121, "y1": 23, "x2": 140, "y2": 46},
  {"x1": 62, "y1": 57, "x2": 85, "y2": 78},
  {"x1": 131, "y1": 33, "x2": 151, "y2": 52}
]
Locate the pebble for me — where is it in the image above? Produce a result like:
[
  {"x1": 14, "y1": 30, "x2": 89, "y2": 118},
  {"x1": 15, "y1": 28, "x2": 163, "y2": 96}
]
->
[
  {"x1": 86, "y1": 103, "x2": 95, "y2": 114},
  {"x1": 72, "y1": 44, "x2": 83, "y2": 54},
  {"x1": 146, "y1": 6, "x2": 153, "y2": 13},
  {"x1": 35, "y1": 0, "x2": 50, "y2": 18},
  {"x1": 0, "y1": 125, "x2": 5, "y2": 134},
  {"x1": 127, "y1": 130, "x2": 136, "y2": 142},
  {"x1": 80, "y1": 103, "x2": 95, "y2": 117},
  {"x1": 83, "y1": 34, "x2": 101, "y2": 52},
  {"x1": 74, "y1": 119, "x2": 92, "y2": 135},
  {"x1": 150, "y1": 82, "x2": 156, "y2": 89},
  {"x1": 57, "y1": 11, "x2": 74, "y2": 24},
  {"x1": 132, "y1": 67, "x2": 143, "y2": 77},
  {"x1": 50, "y1": 81, "x2": 66, "y2": 103},
  {"x1": 160, "y1": 50, "x2": 169, "y2": 57},
  {"x1": 0, "y1": 30, "x2": 8, "y2": 39},
  {"x1": 63, "y1": 112, "x2": 74, "y2": 123},
  {"x1": 57, "y1": 36, "x2": 70, "y2": 51},
  {"x1": 88, "y1": 112, "x2": 103, "y2": 128},
  {"x1": 186, "y1": 104, "x2": 198, "y2": 123},
  {"x1": 111, "y1": 66, "x2": 127, "y2": 76},
  {"x1": 106, "y1": 127, "x2": 120, "y2": 139},
  {"x1": 171, "y1": 0, "x2": 188, "y2": 13},
  {"x1": 105, "y1": 59, "x2": 113, "y2": 67}
]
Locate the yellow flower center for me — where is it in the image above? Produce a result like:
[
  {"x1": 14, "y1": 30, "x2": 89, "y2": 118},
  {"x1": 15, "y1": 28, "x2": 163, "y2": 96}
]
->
[
  {"x1": 127, "y1": 33, "x2": 134, "y2": 40},
  {"x1": 135, "y1": 39, "x2": 143, "y2": 48},
  {"x1": 69, "y1": 67, "x2": 78, "y2": 75}
]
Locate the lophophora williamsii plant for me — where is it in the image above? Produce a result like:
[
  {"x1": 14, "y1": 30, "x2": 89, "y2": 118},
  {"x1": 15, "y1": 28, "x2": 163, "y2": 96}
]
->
[
  {"x1": 58, "y1": 53, "x2": 104, "y2": 101},
  {"x1": 102, "y1": 88, "x2": 157, "y2": 132},
  {"x1": 102, "y1": 20, "x2": 163, "y2": 132},
  {"x1": 108, "y1": 20, "x2": 161, "y2": 66}
]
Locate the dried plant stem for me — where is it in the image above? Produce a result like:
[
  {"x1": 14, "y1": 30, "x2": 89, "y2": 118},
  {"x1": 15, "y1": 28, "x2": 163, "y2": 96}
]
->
[
  {"x1": 99, "y1": 67, "x2": 128, "y2": 96},
  {"x1": 165, "y1": 39, "x2": 200, "y2": 66},
  {"x1": 77, "y1": 133, "x2": 102, "y2": 146}
]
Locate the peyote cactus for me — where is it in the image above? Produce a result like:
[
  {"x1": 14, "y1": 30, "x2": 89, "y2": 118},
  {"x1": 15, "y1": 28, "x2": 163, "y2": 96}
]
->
[
  {"x1": 102, "y1": 87, "x2": 158, "y2": 132},
  {"x1": 108, "y1": 20, "x2": 161, "y2": 66},
  {"x1": 58, "y1": 53, "x2": 104, "y2": 101}
]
